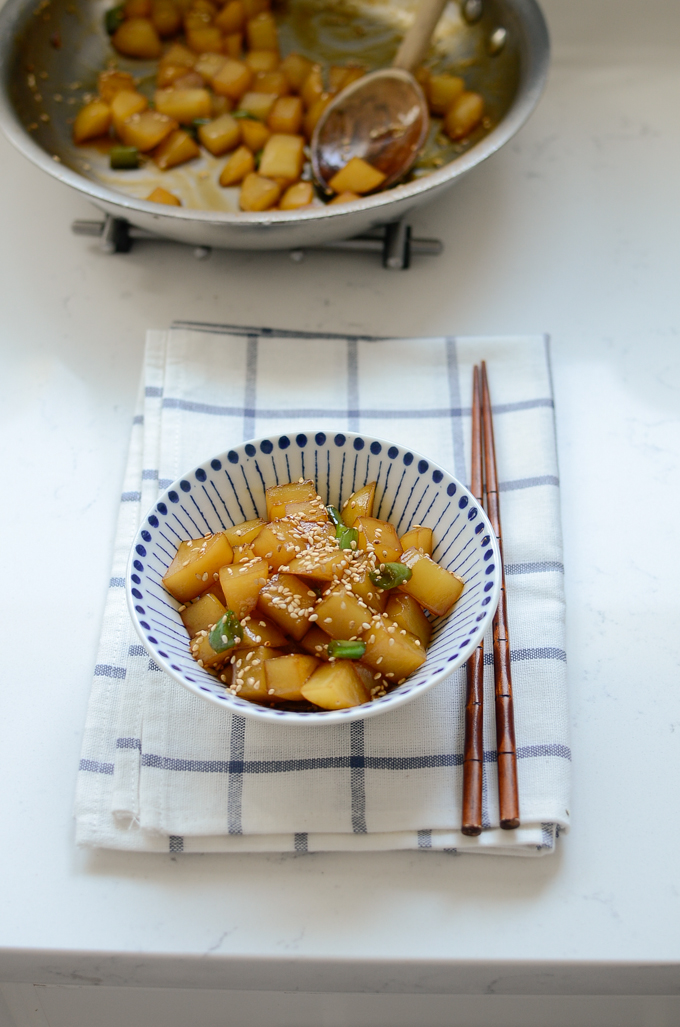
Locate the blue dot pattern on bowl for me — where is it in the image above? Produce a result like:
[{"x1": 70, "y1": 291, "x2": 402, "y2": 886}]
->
[{"x1": 128, "y1": 432, "x2": 499, "y2": 723}]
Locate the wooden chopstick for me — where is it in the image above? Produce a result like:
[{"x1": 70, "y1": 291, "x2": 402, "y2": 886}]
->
[
  {"x1": 481, "y1": 361, "x2": 520, "y2": 830},
  {"x1": 461, "y1": 365, "x2": 484, "y2": 836}
]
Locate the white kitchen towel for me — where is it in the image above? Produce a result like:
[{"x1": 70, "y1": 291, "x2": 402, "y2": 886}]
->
[{"x1": 75, "y1": 324, "x2": 570, "y2": 855}]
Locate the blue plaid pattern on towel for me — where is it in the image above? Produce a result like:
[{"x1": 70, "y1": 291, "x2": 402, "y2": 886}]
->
[{"x1": 74, "y1": 325, "x2": 570, "y2": 855}]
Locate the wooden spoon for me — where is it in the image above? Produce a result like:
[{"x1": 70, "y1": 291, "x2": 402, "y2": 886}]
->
[{"x1": 310, "y1": 0, "x2": 450, "y2": 193}]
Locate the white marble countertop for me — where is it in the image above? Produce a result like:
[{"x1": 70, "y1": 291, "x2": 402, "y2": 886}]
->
[{"x1": 1, "y1": 0, "x2": 680, "y2": 1011}]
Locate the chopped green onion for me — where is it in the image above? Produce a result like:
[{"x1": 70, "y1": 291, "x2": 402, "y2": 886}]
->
[
  {"x1": 209, "y1": 611, "x2": 244, "y2": 654},
  {"x1": 326, "y1": 505, "x2": 342, "y2": 528},
  {"x1": 232, "y1": 110, "x2": 258, "y2": 120},
  {"x1": 188, "y1": 117, "x2": 210, "y2": 139},
  {"x1": 369, "y1": 562, "x2": 412, "y2": 590},
  {"x1": 336, "y1": 525, "x2": 358, "y2": 550},
  {"x1": 104, "y1": 4, "x2": 125, "y2": 34},
  {"x1": 109, "y1": 145, "x2": 140, "y2": 170},
  {"x1": 327, "y1": 640, "x2": 366, "y2": 660}
]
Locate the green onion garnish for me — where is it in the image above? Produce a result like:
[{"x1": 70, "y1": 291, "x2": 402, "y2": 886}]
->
[
  {"x1": 104, "y1": 4, "x2": 125, "y2": 34},
  {"x1": 209, "y1": 611, "x2": 244, "y2": 653},
  {"x1": 336, "y1": 525, "x2": 358, "y2": 550},
  {"x1": 109, "y1": 145, "x2": 140, "y2": 170},
  {"x1": 327, "y1": 640, "x2": 366, "y2": 660},
  {"x1": 326, "y1": 505, "x2": 342, "y2": 528},
  {"x1": 369, "y1": 562, "x2": 412, "y2": 590}
]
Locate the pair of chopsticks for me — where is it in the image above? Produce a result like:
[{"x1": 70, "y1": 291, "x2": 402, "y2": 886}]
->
[{"x1": 462, "y1": 363, "x2": 520, "y2": 835}]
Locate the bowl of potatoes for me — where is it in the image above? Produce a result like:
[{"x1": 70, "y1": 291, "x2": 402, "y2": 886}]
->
[{"x1": 127, "y1": 430, "x2": 501, "y2": 725}]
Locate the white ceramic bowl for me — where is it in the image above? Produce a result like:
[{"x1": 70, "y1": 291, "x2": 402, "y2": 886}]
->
[{"x1": 126, "y1": 431, "x2": 501, "y2": 725}]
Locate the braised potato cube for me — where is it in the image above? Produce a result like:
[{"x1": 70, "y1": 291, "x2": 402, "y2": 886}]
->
[
  {"x1": 300, "y1": 65, "x2": 324, "y2": 108},
  {"x1": 186, "y1": 26, "x2": 223, "y2": 52},
  {"x1": 341, "y1": 480, "x2": 375, "y2": 527},
  {"x1": 171, "y1": 71, "x2": 205, "y2": 90},
  {"x1": 153, "y1": 128, "x2": 200, "y2": 169},
  {"x1": 111, "y1": 89, "x2": 148, "y2": 135},
  {"x1": 181, "y1": 591, "x2": 226, "y2": 636},
  {"x1": 147, "y1": 186, "x2": 182, "y2": 205},
  {"x1": 279, "y1": 52, "x2": 313, "y2": 92},
  {"x1": 241, "y1": 171, "x2": 281, "y2": 209},
  {"x1": 355, "y1": 516, "x2": 403, "y2": 564},
  {"x1": 194, "y1": 52, "x2": 227, "y2": 83},
  {"x1": 303, "y1": 92, "x2": 333, "y2": 138},
  {"x1": 428, "y1": 73, "x2": 465, "y2": 115},
  {"x1": 212, "y1": 58, "x2": 253, "y2": 99},
  {"x1": 163, "y1": 533, "x2": 234, "y2": 602},
  {"x1": 328, "y1": 64, "x2": 364, "y2": 92},
  {"x1": 385, "y1": 593, "x2": 432, "y2": 647},
  {"x1": 242, "y1": 0, "x2": 269, "y2": 17},
  {"x1": 240, "y1": 118, "x2": 270, "y2": 151},
  {"x1": 211, "y1": 93, "x2": 233, "y2": 117},
  {"x1": 215, "y1": 0, "x2": 244, "y2": 32},
  {"x1": 190, "y1": 631, "x2": 233, "y2": 669},
  {"x1": 399, "y1": 547, "x2": 464, "y2": 616},
  {"x1": 360, "y1": 614, "x2": 426, "y2": 680},
  {"x1": 157, "y1": 62, "x2": 195, "y2": 87},
  {"x1": 238, "y1": 91, "x2": 276, "y2": 121},
  {"x1": 233, "y1": 543, "x2": 256, "y2": 563},
  {"x1": 399, "y1": 525, "x2": 433, "y2": 555},
  {"x1": 258, "y1": 133, "x2": 304, "y2": 183},
  {"x1": 253, "y1": 71, "x2": 289, "y2": 96},
  {"x1": 218, "y1": 557, "x2": 269, "y2": 618},
  {"x1": 125, "y1": 0, "x2": 151, "y2": 18},
  {"x1": 192, "y1": 1, "x2": 219, "y2": 19},
  {"x1": 444, "y1": 91, "x2": 484, "y2": 140},
  {"x1": 239, "y1": 614, "x2": 287, "y2": 648},
  {"x1": 223, "y1": 32, "x2": 244, "y2": 58},
  {"x1": 287, "y1": 548, "x2": 350, "y2": 583},
  {"x1": 73, "y1": 100, "x2": 111, "y2": 143},
  {"x1": 151, "y1": 0, "x2": 182, "y2": 35},
  {"x1": 279, "y1": 180, "x2": 314, "y2": 210},
  {"x1": 252, "y1": 520, "x2": 303, "y2": 570},
  {"x1": 301, "y1": 660, "x2": 370, "y2": 710},
  {"x1": 233, "y1": 645, "x2": 281, "y2": 700},
  {"x1": 155, "y1": 87, "x2": 212, "y2": 123},
  {"x1": 267, "y1": 95, "x2": 303, "y2": 134},
  {"x1": 298, "y1": 624, "x2": 332, "y2": 661},
  {"x1": 264, "y1": 653, "x2": 320, "y2": 701},
  {"x1": 219, "y1": 144, "x2": 254, "y2": 185},
  {"x1": 224, "y1": 517, "x2": 266, "y2": 546},
  {"x1": 198, "y1": 112, "x2": 241, "y2": 154},
  {"x1": 314, "y1": 587, "x2": 372, "y2": 640},
  {"x1": 329, "y1": 191, "x2": 361, "y2": 204},
  {"x1": 120, "y1": 110, "x2": 178, "y2": 151},
  {"x1": 97, "y1": 70, "x2": 136, "y2": 103},
  {"x1": 246, "y1": 11, "x2": 278, "y2": 50},
  {"x1": 257, "y1": 572, "x2": 317, "y2": 640},
  {"x1": 265, "y1": 479, "x2": 318, "y2": 519},
  {"x1": 112, "y1": 18, "x2": 162, "y2": 58},
  {"x1": 282, "y1": 499, "x2": 328, "y2": 522},
  {"x1": 339, "y1": 555, "x2": 386, "y2": 613},
  {"x1": 161, "y1": 42, "x2": 196, "y2": 68},
  {"x1": 246, "y1": 49, "x2": 279, "y2": 72},
  {"x1": 328, "y1": 156, "x2": 386, "y2": 195}
]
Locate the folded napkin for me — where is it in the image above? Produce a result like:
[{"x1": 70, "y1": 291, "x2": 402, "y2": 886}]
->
[{"x1": 75, "y1": 325, "x2": 570, "y2": 855}]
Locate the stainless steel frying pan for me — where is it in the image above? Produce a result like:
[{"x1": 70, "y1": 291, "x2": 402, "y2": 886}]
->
[{"x1": 0, "y1": 0, "x2": 549, "y2": 250}]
